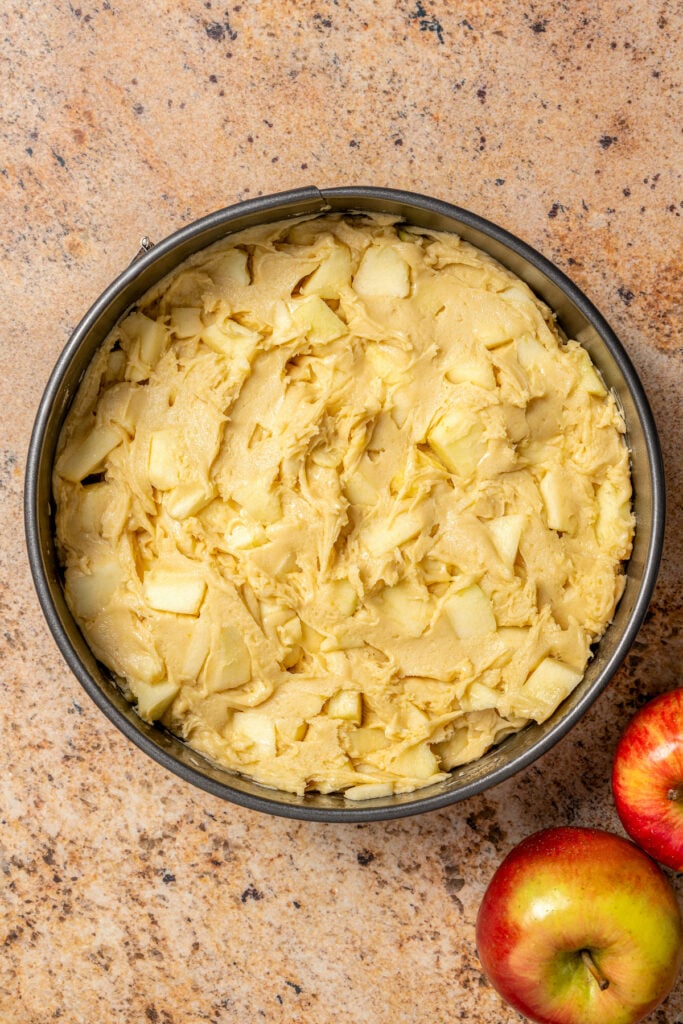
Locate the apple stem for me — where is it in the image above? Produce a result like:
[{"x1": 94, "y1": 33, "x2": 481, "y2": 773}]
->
[
  {"x1": 581, "y1": 949, "x2": 609, "y2": 991},
  {"x1": 667, "y1": 785, "x2": 683, "y2": 802}
]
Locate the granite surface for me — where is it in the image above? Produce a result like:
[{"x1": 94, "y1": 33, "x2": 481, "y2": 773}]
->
[{"x1": 2, "y1": 1, "x2": 682, "y2": 1021}]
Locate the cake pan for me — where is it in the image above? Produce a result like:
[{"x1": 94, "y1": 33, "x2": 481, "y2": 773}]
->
[{"x1": 24, "y1": 185, "x2": 665, "y2": 821}]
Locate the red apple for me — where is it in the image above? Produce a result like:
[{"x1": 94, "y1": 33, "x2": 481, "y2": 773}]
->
[
  {"x1": 476, "y1": 826, "x2": 683, "y2": 1024},
  {"x1": 612, "y1": 688, "x2": 683, "y2": 871}
]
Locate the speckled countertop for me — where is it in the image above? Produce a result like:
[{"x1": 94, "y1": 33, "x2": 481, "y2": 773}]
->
[{"x1": 2, "y1": 1, "x2": 682, "y2": 1021}]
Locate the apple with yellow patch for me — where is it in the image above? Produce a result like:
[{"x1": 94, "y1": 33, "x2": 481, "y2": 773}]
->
[{"x1": 476, "y1": 827, "x2": 683, "y2": 1024}]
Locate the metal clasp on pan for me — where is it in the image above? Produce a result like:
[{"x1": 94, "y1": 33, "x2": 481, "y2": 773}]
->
[{"x1": 130, "y1": 236, "x2": 154, "y2": 264}]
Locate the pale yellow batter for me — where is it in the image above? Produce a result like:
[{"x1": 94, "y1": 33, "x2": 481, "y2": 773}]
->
[{"x1": 53, "y1": 213, "x2": 634, "y2": 798}]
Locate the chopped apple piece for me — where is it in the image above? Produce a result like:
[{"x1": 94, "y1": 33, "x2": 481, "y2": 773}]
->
[
  {"x1": 392, "y1": 742, "x2": 439, "y2": 779},
  {"x1": 461, "y1": 681, "x2": 501, "y2": 713},
  {"x1": 488, "y1": 514, "x2": 525, "y2": 568},
  {"x1": 228, "y1": 521, "x2": 268, "y2": 549},
  {"x1": 320, "y1": 633, "x2": 361, "y2": 653},
  {"x1": 378, "y1": 582, "x2": 433, "y2": 639},
  {"x1": 270, "y1": 299, "x2": 300, "y2": 345},
  {"x1": 345, "y1": 782, "x2": 394, "y2": 801},
  {"x1": 143, "y1": 569, "x2": 206, "y2": 615},
  {"x1": 169, "y1": 307, "x2": 203, "y2": 339},
  {"x1": 365, "y1": 343, "x2": 410, "y2": 384},
  {"x1": 391, "y1": 702, "x2": 430, "y2": 735},
  {"x1": 290, "y1": 295, "x2": 347, "y2": 343},
  {"x1": 148, "y1": 430, "x2": 182, "y2": 491},
  {"x1": 347, "y1": 727, "x2": 391, "y2": 757},
  {"x1": 326, "y1": 579, "x2": 359, "y2": 617},
  {"x1": 130, "y1": 677, "x2": 180, "y2": 722},
  {"x1": 445, "y1": 584, "x2": 497, "y2": 638},
  {"x1": 345, "y1": 468, "x2": 378, "y2": 506},
  {"x1": 237, "y1": 482, "x2": 281, "y2": 524},
  {"x1": 204, "y1": 625, "x2": 252, "y2": 693},
  {"x1": 276, "y1": 614, "x2": 303, "y2": 649},
  {"x1": 76, "y1": 482, "x2": 111, "y2": 534},
  {"x1": 180, "y1": 618, "x2": 211, "y2": 680},
  {"x1": 353, "y1": 245, "x2": 410, "y2": 298},
  {"x1": 201, "y1": 318, "x2": 260, "y2": 356},
  {"x1": 363, "y1": 510, "x2": 424, "y2": 556},
  {"x1": 232, "y1": 711, "x2": 277, "y2": 758},
  {"x1": 165, "y1": 480, "x2": 215, "y2": 519},
  {"x1": 427, "y1": 409, "x2": 485, "y2": 477},
  {"x1": 596, "y1": 478, "x2": 633, "y2": 552},
  {"x1": 419, "y1": 557, "x2": 450, "y2": 584},
  {"x1": 67, "y1": 558, "x2": 121, "y2": 619},
  {"x1": 96, "y1": 382, "x2": 137, "y2": 434},
  {"x1": 327, "y1": 690, "x2": 363, "y2": 724},
  {"x1": 540, "y1": 468, "x2": 575, "y2": 533},
  {"x1": 210, "y1": 248, "x2": 250, "y2": 288},
  {"x1": 260, "y1": 600, "x2": 297, "y2": 637},
  {"x1": 434, "y1": 728, "x2": 469, "y2": 770},
  {"x1": 301, "y1": 244, "x2": 352, "y2": 298},
  {"x1": 120, "y1": 311, "x2": 168, "y2": 366},
  {"x1": 57, "y1": 427, "x2": 121, "y2": 482},
  {"x1": 513, "y1": 657, "x2": 583, "y2": 723},
  {"x1": 516, "y1": 334, "x2": 556, "y2": 377},
  {"x1": 106, "y1": 347, "x2": 127, "y2": 380},
  {"x1": 247, "y1": 540, "x2": 298, "y2": 579},
  {"x1": 575, "y1": 348, "x2": 607, "y2": 396},
  {"x1": 500, "y1": 283, "x2": 536, "y2": 307},
  {"x1": 445, "y1": 355, "x2": 496, "y2": 389},
  {"x1": 300, "y1": 621, "x2": 324, "y2": 653},
  {"x1": 85, "y1": 606, "x2": 164, "y2": 684}
]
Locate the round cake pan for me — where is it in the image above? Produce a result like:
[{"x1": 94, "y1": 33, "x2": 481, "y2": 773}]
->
[{"x1": 24, "y1": 186, "x2": 665, "y2": 821}]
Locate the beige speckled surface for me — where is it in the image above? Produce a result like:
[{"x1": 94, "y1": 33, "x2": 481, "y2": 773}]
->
[{"x1": 2, "y1": 1, "x2": 682, "y2": 1021}]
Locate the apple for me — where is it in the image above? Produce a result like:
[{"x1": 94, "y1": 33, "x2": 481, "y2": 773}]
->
[
  {"x1": 612, "y1": 688, "x2": 683, "y2": 872},
  {"x1": 476, "y1": 826, "x2": 683, "y2": 1024}
]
